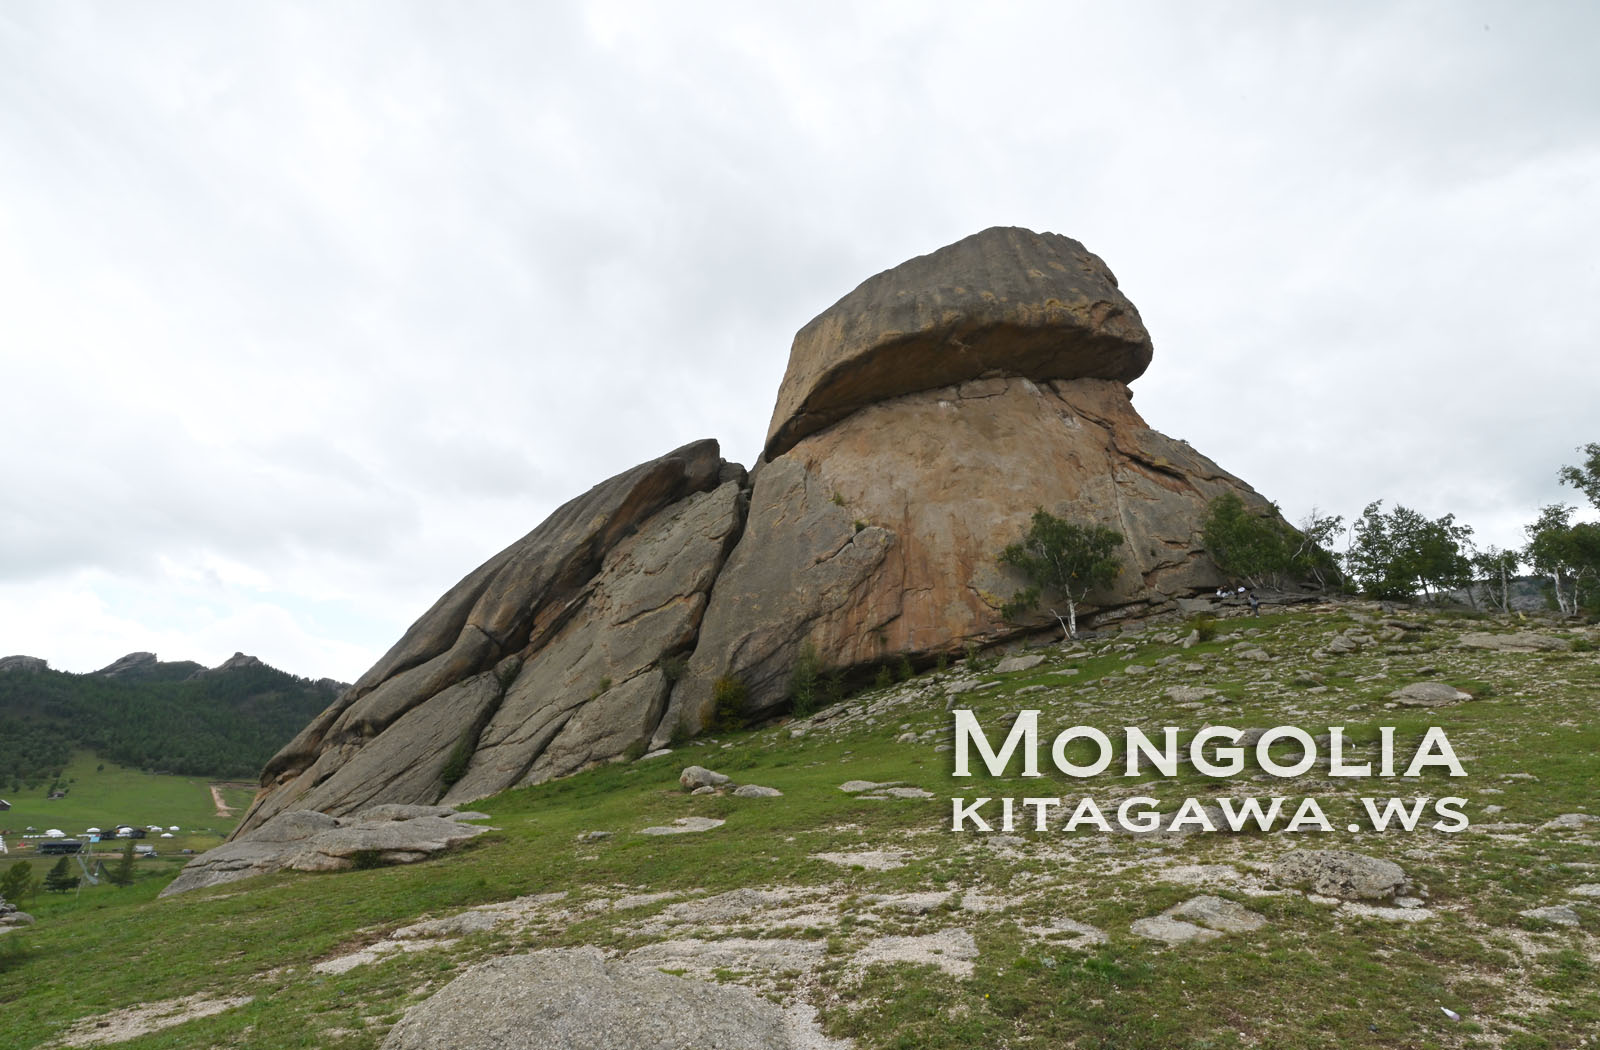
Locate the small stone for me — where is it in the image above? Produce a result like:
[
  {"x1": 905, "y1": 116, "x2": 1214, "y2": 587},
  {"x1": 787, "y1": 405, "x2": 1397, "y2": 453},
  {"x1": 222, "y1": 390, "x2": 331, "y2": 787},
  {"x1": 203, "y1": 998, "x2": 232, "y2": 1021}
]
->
[
  {"x1": 577, "y1": 831, "x2": 612, "y2": 842},
  {"x1": 732, "y1": 785, "x2": 783, "y2": 798}
]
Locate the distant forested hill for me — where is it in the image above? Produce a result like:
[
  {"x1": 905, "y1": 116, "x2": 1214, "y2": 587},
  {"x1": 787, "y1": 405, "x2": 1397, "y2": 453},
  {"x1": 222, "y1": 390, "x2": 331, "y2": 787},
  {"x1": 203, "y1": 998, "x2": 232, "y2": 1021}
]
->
[{"x1": 0, "y1": 657, "x2": 342, "y2": 788}]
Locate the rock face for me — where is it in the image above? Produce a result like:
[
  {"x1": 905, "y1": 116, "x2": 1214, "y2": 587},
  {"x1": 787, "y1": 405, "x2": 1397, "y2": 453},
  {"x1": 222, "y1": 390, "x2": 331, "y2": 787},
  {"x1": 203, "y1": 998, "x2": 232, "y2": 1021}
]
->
[
  {"x1": 229, "y1": 439, "x2": 739, "y2": 838},
  {"x1": 215, "y1": 227, "x2": 1285, "y2": 860},
  {"x1": 0, "y1": 655, "x2": 47, "y2": 673}
]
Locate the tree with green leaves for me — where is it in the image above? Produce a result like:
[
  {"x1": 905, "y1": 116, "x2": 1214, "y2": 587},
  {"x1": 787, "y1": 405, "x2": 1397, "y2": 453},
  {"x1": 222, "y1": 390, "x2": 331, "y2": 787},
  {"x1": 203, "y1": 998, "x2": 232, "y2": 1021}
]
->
[
  {"x1": 1523, "y1": 504, "x2": 1600, "y2": 615},
  {"x1": 1, "y1": 859, "x2": 35, "y2": 903},
  {"x1": 107, "y1": 840, "x2": 136, "y2": 888},
  {"x1": 1471, "y1": 545, "x2": 1522, "y2": 614},
  {"x1": 1347, "y1": 501, "x2": 1474, "y2": 602},
  {"x1": 999, "y1": 509, "x2": 1124, "y2": 640},
  {"x1": 1200, "y1": 493, "x2": 1341, "y2": 591},
  {"x1": 42, "y1": 856, "x2": 79, "y2": 895},
  {"x1": 1558, "y1": 442, "x2": 1600, "y2": 509}
]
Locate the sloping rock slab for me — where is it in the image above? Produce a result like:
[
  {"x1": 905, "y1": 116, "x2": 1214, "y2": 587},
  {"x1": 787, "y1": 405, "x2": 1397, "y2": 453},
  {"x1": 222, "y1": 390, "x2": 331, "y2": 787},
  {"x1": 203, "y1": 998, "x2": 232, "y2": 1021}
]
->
[
  {"x1": 160, "y1": 807, "x2": 490, "y2": 897},
  {"x1": 378, "y1": 947, "x2": 849, "y2": 1050},
  {"x1": 235, "y1": 440, "x2": 735, "y2": 834}
]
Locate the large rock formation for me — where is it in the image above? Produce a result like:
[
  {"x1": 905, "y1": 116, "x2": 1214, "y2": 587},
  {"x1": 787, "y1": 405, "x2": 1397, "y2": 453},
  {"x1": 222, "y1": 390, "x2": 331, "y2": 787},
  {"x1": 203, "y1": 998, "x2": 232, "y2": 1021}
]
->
[{"x1": 216, "y1": 226, "x2": 1280, "y2": 854}]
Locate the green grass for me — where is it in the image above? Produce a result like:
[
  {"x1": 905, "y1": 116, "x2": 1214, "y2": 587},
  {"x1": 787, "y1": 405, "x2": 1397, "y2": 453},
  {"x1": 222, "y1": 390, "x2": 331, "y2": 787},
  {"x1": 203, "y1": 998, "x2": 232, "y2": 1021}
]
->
[{"x1": 1, "y1": 604, "x2": 1598, "y2": 1049}]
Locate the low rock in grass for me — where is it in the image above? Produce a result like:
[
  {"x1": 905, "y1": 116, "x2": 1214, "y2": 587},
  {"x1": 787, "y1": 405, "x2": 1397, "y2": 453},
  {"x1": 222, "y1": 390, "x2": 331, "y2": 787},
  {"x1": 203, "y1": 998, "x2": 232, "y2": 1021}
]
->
[
  {"x1": 379, "y1": 947, "x2": 847, "y2": 1050},
  {"x1": 1520, "y1": 905, "x2": 1582, "y2": 927},
  {"x1": 1389, "y1": 682, "x2": 1472, "y2": 707},
  {"x1": 679, "y1": 765, "x2": 731, "y2": 790},
  {"x1": 1269, "y1": 849, "x2": 1409, "y2": 901}
]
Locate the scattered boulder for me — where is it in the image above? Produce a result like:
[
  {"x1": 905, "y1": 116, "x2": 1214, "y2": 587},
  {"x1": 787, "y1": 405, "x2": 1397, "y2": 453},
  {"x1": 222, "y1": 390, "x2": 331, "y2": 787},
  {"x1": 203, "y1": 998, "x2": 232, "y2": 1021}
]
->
[
  {"x1": 680, "y1": 766, "x2": 732, "y2": 791},
  {"x1": 1520, "y1": 905, "x2": 1581, "y2": 927},
  {"x1": 1541, "y1": 813, "x2": 1598, "y2": 832},
  {"x1": 0, "y1": 892, "x2": 35, "y2": 930},
  {"x1": 1457, "y1": 632, "x2": 1570, "y2": 653},
  {"x1": 1132, "y1": 895, "x2": 1266, "y2": 945},
  {"x1": 1389, "y1": 682, "x2": 1472, "y2": 707},
  {"x1": 1270, "y1": 850, "x2": 1409, "y2": 901},
  {"x1": 732, "y1": 784, "x2": 783, "y2": 798},
  {"x1": 994, "y1": 653, "x2": 1048, "y2": 674},
  {"x1": 378, "y1": 947, "x2": 848, "y2": 1050},
  {"x1": 638, "y1": 817, "x2": 725, "y2": 836},
  {"x1": 160, "y1": 807, "x2": 491, "y2": 897}
]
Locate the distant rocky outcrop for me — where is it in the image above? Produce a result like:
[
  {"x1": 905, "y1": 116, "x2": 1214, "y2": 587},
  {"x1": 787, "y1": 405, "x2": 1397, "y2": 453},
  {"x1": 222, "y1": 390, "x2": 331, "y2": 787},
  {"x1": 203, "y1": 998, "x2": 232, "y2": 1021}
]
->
[
  {"x1": 0, "y1": 655, "x2": 47, "y2": 673},
  {"x1": 192, "y1": 652, "x2": 266, "y2": 676},
  {"x1": 217, "y1": 226, "x2": 1281, "y2": 852},
  {"x1": 93, "y1": 652, "x2": 160, "y2": 677}
]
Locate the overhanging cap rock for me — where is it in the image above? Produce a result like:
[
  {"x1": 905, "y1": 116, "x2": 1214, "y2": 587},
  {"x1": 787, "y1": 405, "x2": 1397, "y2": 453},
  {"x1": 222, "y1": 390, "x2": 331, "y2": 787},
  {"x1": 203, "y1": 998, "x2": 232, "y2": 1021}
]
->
[{"x1": 764, "y1": 226, "x2": 1152, "y2": 459}]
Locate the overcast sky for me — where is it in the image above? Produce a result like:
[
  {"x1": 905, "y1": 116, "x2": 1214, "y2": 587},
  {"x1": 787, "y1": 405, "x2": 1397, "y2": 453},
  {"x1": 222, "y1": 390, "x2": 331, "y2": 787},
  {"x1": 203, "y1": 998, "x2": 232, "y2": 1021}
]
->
[{"x1": 3, "y1": 2, "x2": 1596, "y2": 681}]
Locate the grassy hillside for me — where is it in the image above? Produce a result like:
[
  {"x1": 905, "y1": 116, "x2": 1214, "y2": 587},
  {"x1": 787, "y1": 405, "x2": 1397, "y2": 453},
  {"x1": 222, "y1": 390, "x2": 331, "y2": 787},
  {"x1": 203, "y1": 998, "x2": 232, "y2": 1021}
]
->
[
  {"x1": 0, "y1": 659, "x2": 340, "y2": 786},
  {"x1": 2, "y1": 602, "x2": 1597, "y2": 1049}
]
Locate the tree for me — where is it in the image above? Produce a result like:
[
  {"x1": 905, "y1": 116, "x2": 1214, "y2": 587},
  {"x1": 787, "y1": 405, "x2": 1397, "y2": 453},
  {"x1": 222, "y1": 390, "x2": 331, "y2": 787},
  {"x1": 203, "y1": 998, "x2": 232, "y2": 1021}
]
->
[
  {"x1": 1558, "y1": 442, "x2": 1600, "y2": 509},
  {"x1": 1471, "y1": 545, "x2": 1522, "y2": 614},
  {"x1": 999, "y1": 509, "x2": 1124, "y2": 639},
  {"x1": 1347, "y1": 501, "x2": 1474, "y2": 602},
  {"x1": 107, "y1": 840, "x2": 136, "y2": 888},
  {"x1": 43, "y1": 856, "x2": 79, "y2": 895},
  {"x1": 1, "y1": 859, "x2": 34, "y2": 902},
  {"x1": 1200, "y1": 493, "x2": 1340, "y2": 591},
  {"x1": 1524, "y1": 504, "x2": 1600, "y2": 615}
]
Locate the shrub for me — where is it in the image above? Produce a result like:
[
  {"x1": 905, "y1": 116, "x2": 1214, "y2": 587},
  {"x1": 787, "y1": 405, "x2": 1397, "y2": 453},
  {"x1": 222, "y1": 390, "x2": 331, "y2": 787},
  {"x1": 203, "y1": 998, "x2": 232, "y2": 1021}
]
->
[
  {"x1": 711, "y1": 676, "x2": 748, "y2": 732},
  {"x1": 1192, "y1": 616, "x2": 1219, "y2": 643},
  {"x1": 660, "y1": 654, "x2": 690, "y2": 683},
  {"x1": 789, "y1": 642, "x2": 824, "y2": 717},
  {"x1": 895, "y1": 654, "x2": 914, "y2": 681},
  {"x1": 439, "y1": 728, "x2": 475, "y2": 787},
  {"x1": 873, "y1": 666, "x2": 892, "y2": 689}
]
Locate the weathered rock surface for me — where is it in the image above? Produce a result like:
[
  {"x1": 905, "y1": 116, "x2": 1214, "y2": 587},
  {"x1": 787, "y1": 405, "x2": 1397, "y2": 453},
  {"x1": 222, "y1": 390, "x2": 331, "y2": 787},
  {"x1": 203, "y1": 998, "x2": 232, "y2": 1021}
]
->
[
  {"x1": 0, "y1": 655, "x2": 47, "y2": 673},
  {"x1": 161, "y1": 805, "x2": 490, "y2": 897},
  {"x1": 378, "y1": 947, "x2": 848, "y2": 1050},
  {"x1": 765, "y1": 226, "x2": 1151, "y2": 458},
  {"x1": 1270, "y1": 850, "x2": 1409, "y2": 900},
  {"x1": 667, "y1": 375, "x2": 1274, "y2": 727}
]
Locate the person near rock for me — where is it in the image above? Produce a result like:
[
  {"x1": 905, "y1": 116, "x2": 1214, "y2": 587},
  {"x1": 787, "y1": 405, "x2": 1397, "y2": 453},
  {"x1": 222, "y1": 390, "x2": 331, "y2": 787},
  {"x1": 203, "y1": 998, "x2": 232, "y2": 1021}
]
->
[{"x1": 1248, "y1": 592, "x2": 1261, "y2": 616}]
